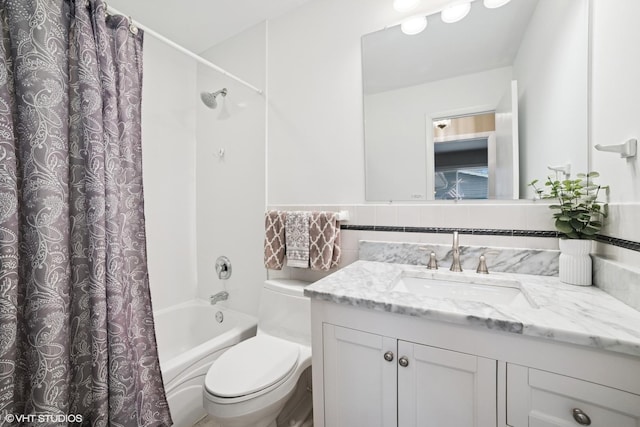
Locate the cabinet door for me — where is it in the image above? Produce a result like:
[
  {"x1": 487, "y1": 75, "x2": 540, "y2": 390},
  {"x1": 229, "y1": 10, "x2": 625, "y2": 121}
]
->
[
  {"x1": 398, "y1": 341, "x2": 497, "y2": 427},
  {"x1": 507, "y1": 364, "x2": 640, "y2": 427},
  {"x1": 323, "y1": 324, "x2": 397, "y2": 427}
]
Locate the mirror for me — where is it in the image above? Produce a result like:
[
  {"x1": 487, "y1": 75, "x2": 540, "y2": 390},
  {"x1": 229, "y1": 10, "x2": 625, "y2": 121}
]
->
[{"x1": 363, "y1": 0, "x2": 589, "y2": 201}]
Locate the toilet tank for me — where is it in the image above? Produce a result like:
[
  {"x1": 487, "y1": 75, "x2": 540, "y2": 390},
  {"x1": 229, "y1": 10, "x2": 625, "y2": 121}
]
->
[{"x1": 258, "y1": 279, "x2": 311, "y2": 346}]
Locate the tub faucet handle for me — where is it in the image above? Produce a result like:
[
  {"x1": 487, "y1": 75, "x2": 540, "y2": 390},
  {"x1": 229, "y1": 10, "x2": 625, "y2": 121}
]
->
[{"x1": 215, "y1": 256, "x2": 232, "y2": 280}]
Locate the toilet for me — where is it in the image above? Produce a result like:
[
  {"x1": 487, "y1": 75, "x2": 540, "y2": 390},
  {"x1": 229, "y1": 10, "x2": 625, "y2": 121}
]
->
[{"x1": 203, "y1": 279, "x2": 312, "y2": 427}]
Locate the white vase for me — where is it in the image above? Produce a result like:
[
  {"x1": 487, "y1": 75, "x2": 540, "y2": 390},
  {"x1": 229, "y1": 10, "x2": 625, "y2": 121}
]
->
[{"x1": 558, "y1": 239, "x2": 593, "y2": 286}]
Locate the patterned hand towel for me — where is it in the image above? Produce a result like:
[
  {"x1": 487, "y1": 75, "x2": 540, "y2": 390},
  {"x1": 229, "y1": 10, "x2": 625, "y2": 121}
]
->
[
  {"x1": 309, "y1": 211, "x2": 342, "y2": 271},
  {"x1": 285, "y1": 211, "x2": 311, "y2": 268},
  {"x1": 264, "y1": 210, "x2": 286, "y2": 270}
]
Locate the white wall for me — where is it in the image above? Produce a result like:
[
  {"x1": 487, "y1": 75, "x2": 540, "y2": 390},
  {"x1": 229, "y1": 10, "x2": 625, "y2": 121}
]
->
[
  {"x1": 365, "y1": 67, "x2": 512, "y2": 201},
  {"x1": 591, "y1": 0, "x2": 640, "y2": 204},
  {"x1": 142, "y1": 36, "x2": 199, "y2": 311},
  {"x1": 513, "y1": 0, "x2": 589, "y2": 196},
  {"x1": 267, "y1": 0, "x2": 452, "y2": 205},
  {"x1": 196, "y1": 23, "x2": 267, "y2": 316},
  {"x1": 591, "y1": 0, "x2": 640, "y2": 267}
]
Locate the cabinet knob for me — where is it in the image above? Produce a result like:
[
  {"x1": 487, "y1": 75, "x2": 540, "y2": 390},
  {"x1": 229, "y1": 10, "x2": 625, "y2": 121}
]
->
[
  {"x1": 383, "y1": 351, "x2": 394, "y2": 362},
  {"x1": 398, "y1": 356, "x2": 409, "y2": 367},
  {"x1": 572, "y1": 408, "x2": 591, "y2": 425}
]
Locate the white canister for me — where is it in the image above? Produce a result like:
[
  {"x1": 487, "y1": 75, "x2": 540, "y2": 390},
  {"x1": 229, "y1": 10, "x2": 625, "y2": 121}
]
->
[{"x1": 558, "y1": 239, "x2": 593, "y2": 286}]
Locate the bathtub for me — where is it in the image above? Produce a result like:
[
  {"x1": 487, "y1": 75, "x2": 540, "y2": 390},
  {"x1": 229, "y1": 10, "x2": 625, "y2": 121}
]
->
[{"x1": 154, "y1": 300, "x2": 257, "y2": 427}]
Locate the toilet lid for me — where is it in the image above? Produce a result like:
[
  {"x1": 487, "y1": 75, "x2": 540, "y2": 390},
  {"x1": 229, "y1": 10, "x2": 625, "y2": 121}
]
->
[{"x1": 205, "y1": 335, "x2": 299, "y2": 398}]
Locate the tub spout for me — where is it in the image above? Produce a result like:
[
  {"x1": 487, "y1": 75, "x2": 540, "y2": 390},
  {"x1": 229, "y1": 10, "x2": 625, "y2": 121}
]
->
[{"x1": 210, "y1": 291, "x2": 229, "y2": 305}]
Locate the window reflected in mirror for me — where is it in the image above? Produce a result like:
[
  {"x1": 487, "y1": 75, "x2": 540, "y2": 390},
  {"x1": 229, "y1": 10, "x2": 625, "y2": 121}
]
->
[{"x1": 433, "y1": 113, "x2": 494, "y2": 200}]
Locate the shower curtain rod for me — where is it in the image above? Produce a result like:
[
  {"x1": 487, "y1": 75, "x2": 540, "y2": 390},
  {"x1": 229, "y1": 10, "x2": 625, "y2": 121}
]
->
[{"x1": 106, "y1": 5, "x2": 263, "y2": 95}]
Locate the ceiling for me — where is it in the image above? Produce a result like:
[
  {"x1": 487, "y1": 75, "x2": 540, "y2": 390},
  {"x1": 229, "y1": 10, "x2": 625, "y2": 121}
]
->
[{"x1": 106, "y1": 0, "x2": 312, "y2": 54}]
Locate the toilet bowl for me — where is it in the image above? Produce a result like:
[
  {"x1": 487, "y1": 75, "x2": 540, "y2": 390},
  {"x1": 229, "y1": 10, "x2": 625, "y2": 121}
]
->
[{"x1": 203, "y1": 279, "x2": 312, "y2": 427}]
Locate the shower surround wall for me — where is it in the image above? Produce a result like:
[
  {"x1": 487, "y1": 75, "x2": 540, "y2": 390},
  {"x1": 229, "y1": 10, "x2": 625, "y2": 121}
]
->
[
  {"x1": 196, "y1": 22, "x2": 267, "y2": 317},
  {"x1": 140, "y1": 21, "x2": 267, "y2": 317},
  {"x1": 142, "y1": 35, "x2": 199, "y2": 311}
]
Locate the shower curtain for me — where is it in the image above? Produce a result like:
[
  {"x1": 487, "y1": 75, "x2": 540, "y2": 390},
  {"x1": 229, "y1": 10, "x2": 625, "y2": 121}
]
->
[{"x1": 0, "y1": 0, "x2": 172, "y2": 425}]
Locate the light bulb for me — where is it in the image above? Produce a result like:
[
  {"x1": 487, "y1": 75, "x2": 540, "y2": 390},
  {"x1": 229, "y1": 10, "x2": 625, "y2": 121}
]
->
[
  {"x1": 393, "y1": 0, "x2": 421, "y2": 13},
  {"x1": 441, "y1": 2, "x2": 471, "y2": 23},
  {"x1": 401, "y1": 15, "x2": 427, "y2": 35},
  {"x1": 483, "y1": 0, "x2": 511, "y2": 9}
]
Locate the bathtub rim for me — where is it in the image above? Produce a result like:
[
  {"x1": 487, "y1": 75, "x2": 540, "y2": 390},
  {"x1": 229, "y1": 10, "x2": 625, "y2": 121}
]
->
[{"x1": 154, "y1": 299, "x2": 258, "y2": 385}]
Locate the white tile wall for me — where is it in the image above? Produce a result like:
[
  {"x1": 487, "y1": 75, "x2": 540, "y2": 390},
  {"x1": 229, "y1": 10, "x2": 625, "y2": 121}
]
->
[
  {"x1": 355, "y1": 205, "x2": 375, "y2": 225},
  {"x1": 419, "y1": 206, "x2": 440, "y2": 228},
  {"x1": 340, "y1": 228, "x2": 359, "y2": 252},
  {"x1": 196, "y1": 23, "x2": 267, "y2": 317},
  {"x1": 374, "y1": 206, "x2": 398, "y2": 226},
  {"x1": 592, "y1": 203, "x2": 640, "y2": 270},
  {"x1": 266, "y1": 202, "x2": 573, "y2": 283},
  {"x1": 601, "y1": 203, "x2": 640, "y2": 243},
  {"x1": 266, "y1": 202, "x2": 640, "y2": 284},
  {"x1": 435, "y1": 205, "x2": 471, "y2": 229},
  {"x1": 468, "y1": 205, "x2": 528, "y2": 230},
  {"x1": 142, "y1": 36, "x2": 198, "y2": 311},
  {"x1": 397, "y1": 206, "x2": 422, "y2": 227}
]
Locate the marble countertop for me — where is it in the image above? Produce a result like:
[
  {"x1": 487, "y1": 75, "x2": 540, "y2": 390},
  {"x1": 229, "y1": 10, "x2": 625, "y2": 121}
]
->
[{"x1": 304, "y1": 260, "x2": 640, "y2": 358}]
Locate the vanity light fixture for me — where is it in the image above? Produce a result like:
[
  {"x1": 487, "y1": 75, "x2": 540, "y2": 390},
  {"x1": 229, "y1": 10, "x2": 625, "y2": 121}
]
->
[
  {"x1": 441, "y1": 2, "x2": 472, "y2": 23},
  {"x1": 393, "y1": 0, "x2": 421, "y2": 12},
  {"x1": 401, "y1": 15, "x2": 428, "y2": 35},
  {"x1": 483, "y1": 0, "x2": 511, "y2": 9}
]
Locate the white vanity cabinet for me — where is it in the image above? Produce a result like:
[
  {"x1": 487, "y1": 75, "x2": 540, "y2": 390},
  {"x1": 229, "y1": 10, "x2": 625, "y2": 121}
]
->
[
  {"x1": 506, "y1": 364, "x2": 640, "y2": 427},
  {"x1": 322, "y1": 324, "x2": 396, "y2": 427},
  {"x1": 310, "y1": 299, "x2": 640, "y2": 427},
  {"x1": 397, "y1": 340, "x2": 496, "y2": 427},
  {"x1": 322, "y1": 324, "x2": 497, "y2": 427}
]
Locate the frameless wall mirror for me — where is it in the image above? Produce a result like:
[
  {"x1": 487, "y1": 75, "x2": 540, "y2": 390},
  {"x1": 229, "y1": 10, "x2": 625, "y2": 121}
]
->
[{"x1": 363, "y1": 0, "x2": 589, "y2": 202}]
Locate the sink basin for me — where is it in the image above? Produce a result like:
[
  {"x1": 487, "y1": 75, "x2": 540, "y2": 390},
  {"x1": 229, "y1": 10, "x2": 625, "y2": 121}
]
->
[{"x1": 392, "y1": 273, "x2": 537, "y2": 309}]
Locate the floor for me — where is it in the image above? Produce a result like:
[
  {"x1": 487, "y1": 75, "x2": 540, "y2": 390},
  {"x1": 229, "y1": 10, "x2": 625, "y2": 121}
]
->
[{"x1": 193, "y1": 416, "x2": 217, "y2": 427}]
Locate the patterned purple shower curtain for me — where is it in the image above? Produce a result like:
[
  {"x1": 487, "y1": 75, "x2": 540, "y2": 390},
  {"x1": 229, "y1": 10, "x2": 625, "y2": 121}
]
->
[{"x1": 0, "y1": 0, "x2": 172, "y2": 425}]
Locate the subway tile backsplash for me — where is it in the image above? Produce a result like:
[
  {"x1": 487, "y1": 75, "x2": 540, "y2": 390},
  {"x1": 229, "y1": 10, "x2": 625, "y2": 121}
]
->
[
  {"x1": 266, "y1": 203, "x2": 640, "y2": 303},
  {"x1": 268, "y1": 202, "x2": 640, "y2": 247}
]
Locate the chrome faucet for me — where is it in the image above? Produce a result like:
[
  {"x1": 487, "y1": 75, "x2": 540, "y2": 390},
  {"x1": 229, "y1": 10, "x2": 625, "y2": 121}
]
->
[
  {"x1": 450, "y1": 231, "x2": 463, "y2": 272},
  {"x1": 210, "y1": 291, "x2": 229, "y2": 305}
]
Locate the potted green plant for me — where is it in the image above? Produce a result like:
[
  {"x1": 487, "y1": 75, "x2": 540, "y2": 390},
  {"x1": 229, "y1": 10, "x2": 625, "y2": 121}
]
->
[{"x1": 529, "y1": 172, "x2": 608, "y2": 286}]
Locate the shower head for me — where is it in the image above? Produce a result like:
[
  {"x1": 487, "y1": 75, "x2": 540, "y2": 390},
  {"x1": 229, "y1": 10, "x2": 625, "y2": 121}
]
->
[{"x1": 200, "y1": 88, "x2": 227, "y2": 109}]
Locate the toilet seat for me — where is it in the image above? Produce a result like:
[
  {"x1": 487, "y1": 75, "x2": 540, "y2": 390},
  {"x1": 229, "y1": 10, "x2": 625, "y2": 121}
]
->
[{"x1": 205, "y1": 335, "x2": 300, "y2": 401}]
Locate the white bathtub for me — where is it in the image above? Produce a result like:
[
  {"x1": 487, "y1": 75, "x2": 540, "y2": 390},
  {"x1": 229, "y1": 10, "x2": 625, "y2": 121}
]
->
[{"x1": 154, "y1": 300, "x2": 257, "y2": 427}]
